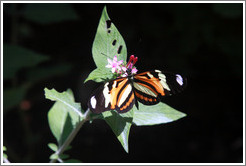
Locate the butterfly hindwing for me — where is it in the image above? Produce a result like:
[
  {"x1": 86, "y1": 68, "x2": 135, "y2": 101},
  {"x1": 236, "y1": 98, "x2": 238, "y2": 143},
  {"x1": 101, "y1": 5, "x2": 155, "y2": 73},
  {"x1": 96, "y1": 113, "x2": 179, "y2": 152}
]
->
[{"x1": 133, "y1": 70, "x2": 186, "y2": 105}]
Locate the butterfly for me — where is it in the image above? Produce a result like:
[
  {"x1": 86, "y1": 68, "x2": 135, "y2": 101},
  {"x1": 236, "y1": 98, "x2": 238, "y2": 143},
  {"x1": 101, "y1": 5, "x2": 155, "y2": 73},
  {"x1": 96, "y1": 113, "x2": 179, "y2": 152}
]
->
[{"x1": 88, "y1": 55, "x2": 187, "y2": 114}]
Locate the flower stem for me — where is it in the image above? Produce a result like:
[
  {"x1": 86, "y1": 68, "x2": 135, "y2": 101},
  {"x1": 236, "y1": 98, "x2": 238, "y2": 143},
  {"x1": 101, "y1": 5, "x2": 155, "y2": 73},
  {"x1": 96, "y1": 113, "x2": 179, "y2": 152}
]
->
[{"x1": 49, "y1": 109, "x2": 91, "y2": 163}]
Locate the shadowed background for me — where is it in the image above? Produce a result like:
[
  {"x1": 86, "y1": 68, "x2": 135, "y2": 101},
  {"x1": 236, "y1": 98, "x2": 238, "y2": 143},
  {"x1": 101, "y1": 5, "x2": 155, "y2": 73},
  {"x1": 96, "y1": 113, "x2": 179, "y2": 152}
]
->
[{"x1": 3, "y1": 3, "x2": 243, "y2": 163}]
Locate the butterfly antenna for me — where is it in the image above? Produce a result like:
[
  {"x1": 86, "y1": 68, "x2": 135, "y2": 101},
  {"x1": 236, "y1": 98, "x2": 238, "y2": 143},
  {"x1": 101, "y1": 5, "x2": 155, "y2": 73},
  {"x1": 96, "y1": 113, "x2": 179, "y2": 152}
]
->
[{"x1": 101, "y1": 52, "x2": 110, "y2": 58}]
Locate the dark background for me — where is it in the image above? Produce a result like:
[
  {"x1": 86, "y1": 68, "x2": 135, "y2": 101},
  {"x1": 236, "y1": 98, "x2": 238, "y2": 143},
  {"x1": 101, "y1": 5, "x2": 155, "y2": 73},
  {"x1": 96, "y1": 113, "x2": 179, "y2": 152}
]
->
[{"x1": 3, "y1": 3, "x2": 243, "y2": 163}]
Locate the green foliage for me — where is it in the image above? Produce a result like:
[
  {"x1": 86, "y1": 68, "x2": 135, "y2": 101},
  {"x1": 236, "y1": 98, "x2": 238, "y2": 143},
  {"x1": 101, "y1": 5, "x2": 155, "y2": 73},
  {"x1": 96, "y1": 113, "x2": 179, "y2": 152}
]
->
[
  {"x1": 49, "y1": 154, "x2": 59, "y2": 160},
  {"x1": 84, "y1": 6, "x2": 133, "y2": 153},
  {"x1": 64, "y1": 159, "x2": 82, "y2": 163},
  {"x1": 84, "y1": 67, "x2": 113, "y2": 83},
  {"x1": 3, "y1": 43, "x2": 72, "y2": 114},
  {"x1": 27, "y1": 64, "x2": 72, "y2": 82},
  {"x1": 133, "y1": 103, "x2": 186, "y2": 126},
  {"x1": 22, "y1": 4, "x2": 79, "y2": 24},
  {"x1": 59, "y1": 154, "x2": 70, "y2": 160},
  {"x1": 44, "y1": 5, "x2": 186, "y2": 156},
  {"x1": 85, "y1": 6, "x2": 187, "y2": 153},
  {"x1": 45, "y1": 88, "x2": 83, "y2": 145},
  {"x1": 3, "y1": 44, "x2": 49, "y2": 79},
  {"x1": 85, "y1": 6, "x2": 127, "y2": 83},
  {"x1": 65, "y1": 145, "x2": 72, "y2": 151},
  {"x1": 3, "y1": 86, "x2": 27, "y2": 111},
  {"x1": 3, "y1": 146, "x2": 8, "y2": 159},
  {"x1": 48, "y1": 143, "x2": 58, "y2": 152},
  {"x1": 102, "y1": 110, "x2": 133, "y2": 152},
  {"x1": 84, "y1": 6, "x2": 187, "y2": 153},
  {"x1": 3, "y1": 153, "x2": 8, "y2": 159}
]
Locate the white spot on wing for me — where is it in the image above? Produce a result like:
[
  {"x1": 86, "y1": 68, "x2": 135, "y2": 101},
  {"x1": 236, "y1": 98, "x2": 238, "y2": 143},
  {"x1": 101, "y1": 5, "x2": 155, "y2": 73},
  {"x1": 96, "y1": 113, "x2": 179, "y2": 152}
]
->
[
  {"x1": 158, "y1": 73, "x2": 170, "y2": 91},
  {"x1": 112, "y1": 81, "x2": 117, "y2": 88},
  {"x1": 176, "y1": 74, "x2": 183, "y2": 86},
  {"x1": 133, "y1": 82, "x2": 157, "y2": 97},
  {"x1": 90, "y1": 96, "x2": 97, "y2": 109},
  {"x1": 118, "y1": 84, "x2": 132, "y2": 107},
  {"x1": 147, "y1": 73, "x2": 153, "y2": 78},
  {"x1": 103, "y1": 82, "x2": 110, "y2": 108}
]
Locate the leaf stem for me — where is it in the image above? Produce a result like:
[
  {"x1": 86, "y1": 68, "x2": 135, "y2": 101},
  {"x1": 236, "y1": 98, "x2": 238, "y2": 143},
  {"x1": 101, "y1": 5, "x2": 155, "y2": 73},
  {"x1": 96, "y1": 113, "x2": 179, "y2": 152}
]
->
[
  {"x1": 49, "y1": 109, "x2": 91, "y2": 163},
  {"x1": 57, "y1": 158, "x2": 64, "y2": 163}
]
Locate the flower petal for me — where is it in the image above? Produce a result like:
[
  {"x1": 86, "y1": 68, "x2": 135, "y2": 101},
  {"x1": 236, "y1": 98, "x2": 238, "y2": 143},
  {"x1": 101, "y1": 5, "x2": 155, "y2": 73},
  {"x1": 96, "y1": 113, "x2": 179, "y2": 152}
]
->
[
  {"x1": 132, "y1": 68, "x2": 138, "y2": 74},
  {"x1": 122, "y1": 73, "x2": 128, "y2": 77},
  {"x1": 121, "y1": 66, "x2": 127, "y2": 72},
  {"x1": 105, "y1": 64, "x2": 112, "y2": 68},
  {"x1": 117, "y1": 60, "x2": 123, "y2": 65},
  {"x1": 113, "y1": 56, "x2": 118, "y2": 62},
  {"x1": 107, "y1": 58, "x2": 113, "y2": 64}
]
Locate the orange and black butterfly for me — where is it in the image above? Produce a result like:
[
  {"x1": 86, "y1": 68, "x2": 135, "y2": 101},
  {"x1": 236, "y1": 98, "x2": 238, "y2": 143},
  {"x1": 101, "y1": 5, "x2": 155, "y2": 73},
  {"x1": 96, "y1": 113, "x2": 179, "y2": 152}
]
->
[{"x1": 88, "y1": 55, "x2": 187, "y2": 114}]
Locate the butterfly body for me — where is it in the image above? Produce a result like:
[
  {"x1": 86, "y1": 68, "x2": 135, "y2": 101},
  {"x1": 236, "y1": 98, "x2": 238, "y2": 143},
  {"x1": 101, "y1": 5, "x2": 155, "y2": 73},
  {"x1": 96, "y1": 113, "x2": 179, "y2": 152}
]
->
[{"x1": 88, "y1": 70, "x2": 186, "y2": 114}]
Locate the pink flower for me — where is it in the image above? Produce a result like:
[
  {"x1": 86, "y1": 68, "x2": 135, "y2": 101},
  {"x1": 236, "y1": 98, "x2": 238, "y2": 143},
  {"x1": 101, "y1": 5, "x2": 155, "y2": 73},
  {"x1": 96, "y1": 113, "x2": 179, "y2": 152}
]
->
[
  {"x1": 105, "y1": 55, "x2": 138, "y2": 77},
  {"x1": 126, "y1": 55, "x2": 138, "y2": 69},
  {"x1": 121, "y1": 55, "x2": 138, "y2": 76},
  {"x1": 131, "y1": 67, "x2": 138, "y2": 74},
  {"x1": 106, "y1": 56, "x2": 123, "y2": 73}
]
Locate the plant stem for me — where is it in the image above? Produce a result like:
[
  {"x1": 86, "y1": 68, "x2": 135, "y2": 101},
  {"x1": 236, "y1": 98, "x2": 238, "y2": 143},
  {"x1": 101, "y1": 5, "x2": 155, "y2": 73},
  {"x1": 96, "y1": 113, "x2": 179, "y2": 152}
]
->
[{"x1": 49, "y1": 109, "x2": 91, "y2": 163}]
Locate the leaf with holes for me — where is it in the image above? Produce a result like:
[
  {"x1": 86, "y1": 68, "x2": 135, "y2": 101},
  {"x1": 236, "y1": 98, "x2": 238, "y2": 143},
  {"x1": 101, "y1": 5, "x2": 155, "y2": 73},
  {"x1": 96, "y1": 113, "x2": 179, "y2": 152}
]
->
[{"x1": 85, "y1": 6, "x2": 127, "y2": 82}]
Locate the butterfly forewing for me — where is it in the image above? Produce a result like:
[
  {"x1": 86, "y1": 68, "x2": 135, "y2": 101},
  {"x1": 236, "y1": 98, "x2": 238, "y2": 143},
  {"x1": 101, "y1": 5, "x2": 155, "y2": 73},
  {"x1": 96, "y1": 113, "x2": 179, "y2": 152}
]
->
[{"x1": 88, "y1": 77, "x2": 136, "y2": 113}]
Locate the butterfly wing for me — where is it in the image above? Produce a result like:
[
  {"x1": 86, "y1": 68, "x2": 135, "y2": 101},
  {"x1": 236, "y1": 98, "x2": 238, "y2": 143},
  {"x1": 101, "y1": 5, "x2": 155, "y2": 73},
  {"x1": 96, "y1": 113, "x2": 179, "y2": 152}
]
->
[
  {"x1": 88, "y1": 77, "x2": 135, "y2": 114},
  {"x1": 88, "y1": 70, "x2": 186, "y2": 113},
  {"x1": 133, "y1": 70, "x2": 186, "y2": 105}
]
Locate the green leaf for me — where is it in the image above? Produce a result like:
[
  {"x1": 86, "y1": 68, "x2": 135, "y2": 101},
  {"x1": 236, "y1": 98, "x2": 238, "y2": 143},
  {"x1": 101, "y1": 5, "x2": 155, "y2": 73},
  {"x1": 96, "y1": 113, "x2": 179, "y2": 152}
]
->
[
  {"x1": 133, "y1": 102, "x2": 186, "y2": 126},
  {"x1": 3, "y1": 146, "x2": 7, "y2": 151},
  {"x1": 45, "y1": 88, "x2": 82, "y2": 145},
  {"x1": 27, "y1": 64, "x2": 72, "y2": 82},
  {"x1": 64, "y1": 159, "x2": 82, "y2": 163},
  {"x1": 84, "y1": 67, "x2": 113, "y2": 83},
  {"x1": 45, "y1": 88, "x2": 82, "y2": 118},
  {"x1": 85, "y1": 6, "x2": 127, "y2": 82},
  {"x1": 50, "y1": 153, "x2": 59, "y2": 160},
  {"x1": 64, "y1": 145, "x2": 72, "y2": 151},
  {"x1": 102, "y1": 109, "x2": 133, "y2": 153},
  {"x1": 213, "y1": 4, "x2": 243, "y2": 18},
  {"x1": 59, "y1": 154, "x2": 70, "y2": 160},
  {"x1": 22, "y1": 4, "x2": 79, "y2": 24},
  {"x1": 3, "y1": 87, "x2": 26, "y2": 111},
  {"x1": 3, "y1": 44, "x2": 49, "y2": 79},
  {"x1": 48, "y1": 143, "x2": 58, "y2": 152},
  {"x1": 3, "y1": 153, "x2": 8, "y2": 159}
]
